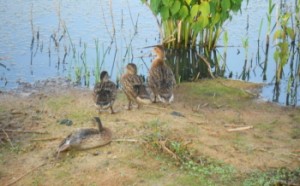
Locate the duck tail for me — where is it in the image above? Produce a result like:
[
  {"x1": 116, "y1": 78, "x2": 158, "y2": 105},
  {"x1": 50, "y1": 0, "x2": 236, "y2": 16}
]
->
[
  {"x1": 57, "y1": 136, "x2": 71, "y2": 153},
  {"x1": 136, "y1": 96, "x2": 152, "y2": 104},
  {"x1": 57, "y1": 143, "x2": 70, "y2": 153},
  {"x1": 158, "y1": 94, "x2": 174, "y2": 104}
]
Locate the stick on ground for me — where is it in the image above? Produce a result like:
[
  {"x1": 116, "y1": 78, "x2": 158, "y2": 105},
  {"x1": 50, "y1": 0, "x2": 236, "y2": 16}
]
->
[{"x1": 227, "y1": 126, "x2": 253, "y2": 132}]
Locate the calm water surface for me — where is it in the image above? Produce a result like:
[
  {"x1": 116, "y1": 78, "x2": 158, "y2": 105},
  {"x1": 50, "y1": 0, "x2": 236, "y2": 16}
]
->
[{"x1": 0, "y1": 0, "x2": 299, "y2": 106}]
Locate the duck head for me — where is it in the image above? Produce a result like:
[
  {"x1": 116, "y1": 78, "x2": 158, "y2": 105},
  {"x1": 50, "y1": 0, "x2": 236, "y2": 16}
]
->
[
  {"x1": 94, "y1": 117, "x2": 104, "y2": 132},
  {"x1": 100, "y1": 71, "x2": 109, "y2": 82},
  {"x1": 126, "y1": 63, "x2": 137, "y2": 75},
  {"x1": 152, "y1": 45, "x2": 165, "y2": 59}
]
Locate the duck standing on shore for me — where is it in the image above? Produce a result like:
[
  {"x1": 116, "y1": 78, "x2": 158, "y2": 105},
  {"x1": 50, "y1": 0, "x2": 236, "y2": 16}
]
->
[
  {"x1": 148, "y1": 45, "x2": 176, "y2": 103},
  {"x1": 93, "y1": 71, "x2": 117, "y2": 114},
  {"x1": 121, "y1": 63, "x2": 151, "y2": 110},
  {"x1": 57, "y1": 117, "x2": 112, "y2": 157}
]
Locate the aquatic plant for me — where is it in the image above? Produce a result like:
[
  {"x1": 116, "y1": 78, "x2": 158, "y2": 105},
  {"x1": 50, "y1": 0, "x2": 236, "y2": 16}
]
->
[
  {"x1": 141, "y1": 0, "x2": 243, "y2": 52},
  {"x1": 240, "y1": 37, "x2": 249, "y2": 80},
  {"x1": 273, "y1": 13, "x2": 294, "y2": 83},
  {"x1": 94, "y1": 39, "x2": 101, "y2": 84},
  {"x1": 80, "y1": 43, "x2": 90, "y2": 86}
]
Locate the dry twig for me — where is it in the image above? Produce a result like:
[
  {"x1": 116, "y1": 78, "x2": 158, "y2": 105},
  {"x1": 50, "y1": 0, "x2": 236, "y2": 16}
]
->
[
  {"x1": 227, "y1": 126, "x2": 253, "y2": 132},
  {"x1": 158, "y1": 140, "x2": 181, "y2": 162},
  {"x1": 0, "y1": 129, "x2": 48, "y2": 134},
  {"x1": 1, "y1": 129, "x2": 14, "y2": 148},
  {"x1": 31, "y1": 137, "x2": 61, "y2": 142},
  {"x1": 112, "y1": 138, "x2": 140, "y2": 143}
]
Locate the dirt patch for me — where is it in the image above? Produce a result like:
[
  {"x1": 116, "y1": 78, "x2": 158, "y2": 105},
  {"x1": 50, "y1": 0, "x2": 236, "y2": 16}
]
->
[{"x1": 0, "y1": 78, "x2": 299, "y2": 185}]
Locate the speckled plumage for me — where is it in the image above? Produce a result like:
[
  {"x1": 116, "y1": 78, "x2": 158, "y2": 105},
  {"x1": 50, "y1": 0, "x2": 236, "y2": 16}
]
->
[
  {"x1": 93, "y1": 71, "x2": 117, "y2": 114},
  {"x1": 57, "y1": 117, "x2": 112, "y2": 157},
  {"x1": 148, "y1": 45, "x2": 176, "y2": 103},
  {"x1": 121, "y1": 63, "x2": 151, "y2": 109}
]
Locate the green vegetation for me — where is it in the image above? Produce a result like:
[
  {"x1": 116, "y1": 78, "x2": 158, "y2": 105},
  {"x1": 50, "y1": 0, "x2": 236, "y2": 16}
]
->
[
  {"x1": 46, "y1": 96, "x2": 73, "y2": 111},
  {"x1": 141, "y1": 0, "x2": 243, "y2": 51},
  {"x1": 243, "y1": 168, "x2": 300, "y2": 186},
  {"x1": 273, "y1": 13, "x2": 295, "y2": 84},
  {"x1": 141, "y1": 0, "x2": 244, "y2": 80},
  {"x1": 143, "y1": 119, "x2": 237, "y2": 185}
]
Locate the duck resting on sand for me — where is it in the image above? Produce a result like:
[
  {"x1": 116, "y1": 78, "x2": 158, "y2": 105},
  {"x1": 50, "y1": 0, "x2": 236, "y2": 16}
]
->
[
  {"x1": 121, "y1": 63, "x2": 151, "y2": 110},
  {"x1": 93, "y1": 71, "x2": 117, "y2": 114},
  {"x1": 57, "y1": 117, "x2": 112, "y2": 157},
  {"x1": 148, "y1": 45, "x2": 176, "y2": 103}
]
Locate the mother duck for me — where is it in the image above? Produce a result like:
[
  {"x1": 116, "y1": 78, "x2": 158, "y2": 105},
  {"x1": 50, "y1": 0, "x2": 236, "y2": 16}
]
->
[{"x1": 148, "y1": 45, "x2": 176, "y2": 103}]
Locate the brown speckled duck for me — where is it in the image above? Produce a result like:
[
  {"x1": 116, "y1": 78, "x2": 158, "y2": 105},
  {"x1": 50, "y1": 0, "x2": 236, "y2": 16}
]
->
[
  {"x1": 93, "y1": 71, "x2": 117, "y2": 114},
  {"x1": 57, "y1": 117, "x2": 112, "y2": 157},
  {"x1": 121, "y1": 63, "x2": 151, "y2": 110},
  {"x1": 148, "y1": 45, "x2": 176, "y2": 103}
]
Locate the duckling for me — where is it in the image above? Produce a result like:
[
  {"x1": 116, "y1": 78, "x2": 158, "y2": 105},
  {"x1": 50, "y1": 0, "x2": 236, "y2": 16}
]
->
[
  {"x1": 121, "y1": 63, "x2": 151, "y2": 110},
  {"x1": 93, "y1": 71, "x2": 117, "y2": 114},
  {"x1": 57, "y1": 117, "x2": 112, "y2": 157},
  {"x1": 148, "y1": 45, "x2": 176, "y2": 103}
]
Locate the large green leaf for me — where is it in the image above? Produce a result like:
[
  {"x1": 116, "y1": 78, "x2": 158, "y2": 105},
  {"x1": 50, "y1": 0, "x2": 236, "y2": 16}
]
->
[
  {"x1": 179, "y1": 5, "x2": 189, "y2": 19},
  {"x1": 199, "y1": 1, "x2": 210, "y2": 17},
  {"x1": 191, "y1": 4, "x2": 200, "y2": 18},
  {"x1": 185, "y1": 0, "x2": 192, "y2": 5},
  {"x1": 221, "y1": 0, "x2": 231, "y2": 11},
  {"x1": 171, "y1": 1, "x2": 181, "y2": 15},
  {"x1": 192, "y1": 21, "x2": 203, "y2": 33},
  {"x1": 209, "y1": 1, "x2": 217, "y2": 15},
  {"x1": 161, "y1": 6, "x2": 170, "y2": 20},
  {"x1": 211, "y1": 12, "x2": 221, "y2": 25},
  {"x1": 162, "y1": 0, "x2": 174, "y2": 8},
  {"x1": 150, "y1": 0, "x2": 161, "y2": 14},
  {"x1": 199, "y1": 15, "x2": 209, "y2": 28}
]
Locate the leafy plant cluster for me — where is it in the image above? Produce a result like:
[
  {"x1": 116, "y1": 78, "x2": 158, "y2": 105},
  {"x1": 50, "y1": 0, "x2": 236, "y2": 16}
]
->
[{"x1": 142, "y1": 0, "x2": 243, "y2": 51}]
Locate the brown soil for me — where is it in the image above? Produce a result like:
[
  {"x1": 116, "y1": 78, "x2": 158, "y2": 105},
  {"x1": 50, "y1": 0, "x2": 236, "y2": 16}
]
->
[{"x1": 0, "y1": 78, "x2": 299, "y2": 186}]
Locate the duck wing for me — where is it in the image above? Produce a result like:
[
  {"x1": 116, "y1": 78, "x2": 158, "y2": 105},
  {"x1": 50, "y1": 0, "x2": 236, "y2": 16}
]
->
[
  {"x1": 57, "y1": 128, "x2": 100, "y2": 152},
  {"x1": 121, "y1": 74, "x2": 144, "y2": 100},
  {"x1": 149, "y1": 64, "x2": 175, "y2": 102},
  {"x1": 93, "y1": 81, "x2": 117, "y2": 107}
]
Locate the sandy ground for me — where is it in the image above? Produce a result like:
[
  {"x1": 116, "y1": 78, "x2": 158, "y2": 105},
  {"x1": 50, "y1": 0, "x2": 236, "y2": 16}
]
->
[{"x1": 0, "y1": 78, "x2": 299, "y2": 186}]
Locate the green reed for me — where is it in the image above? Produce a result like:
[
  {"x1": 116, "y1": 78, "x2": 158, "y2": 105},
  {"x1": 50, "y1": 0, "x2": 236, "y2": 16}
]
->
[
  {"x1": 94, "y1": 39, "x2": 101, "y2": 84},
  {"x1": 273, "y1": 13, "x2": 294, "y2": 83},
  {"x1": 80, "y1": 43, "x2": 90, "y2": 86}
]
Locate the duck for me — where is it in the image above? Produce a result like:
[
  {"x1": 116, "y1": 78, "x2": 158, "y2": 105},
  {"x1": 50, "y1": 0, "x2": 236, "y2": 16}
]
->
[
  {"x1": 93, "y1": 71, "x2": 117, "y2": 114},
  {"x1": 121, "y1": 63, "x2": 151, "y2": 110},
  {"x1": 148, "y1": 45, "x2": 176, "y2": 103},
  {"x1": 57, "y1": 117, "x2": 112, "y2": 157}
]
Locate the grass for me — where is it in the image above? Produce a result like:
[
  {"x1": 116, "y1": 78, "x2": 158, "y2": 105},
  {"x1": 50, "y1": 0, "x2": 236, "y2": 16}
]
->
[
  {"x1": 291, "y1": 125, "x2": 300, "y2": 139},
  {"x1": 180, "y1": 80, "x2": 257, "y2": 109},
  {"x1": 243, "y1": 167, "x2": 300, "y2": 186},
  {"x1": 256, "y1": 120, "x2": 278, "y2": 132},
  {"x1": 1, "y1": 79, "x2": 299, "y2": 185},
  {"x1": 46, "y1": 96, "x2": 73, "y2": 111},
  {"x1": 143, "y1": 119, "x2": 238, "y2": 186}
]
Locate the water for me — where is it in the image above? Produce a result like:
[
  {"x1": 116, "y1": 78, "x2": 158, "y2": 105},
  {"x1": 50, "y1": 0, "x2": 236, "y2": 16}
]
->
[{"x1": 0, "y1": 0, "x2": 299, "y2": 106}]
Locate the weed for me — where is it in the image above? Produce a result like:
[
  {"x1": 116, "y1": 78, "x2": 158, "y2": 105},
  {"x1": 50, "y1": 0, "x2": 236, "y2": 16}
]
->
[
  {"x1": 144, "y1": 122, "x2": 237, "y2": 185},
  {"x1": 243, "y1": 167, "x2": 300, "y2": 186}
]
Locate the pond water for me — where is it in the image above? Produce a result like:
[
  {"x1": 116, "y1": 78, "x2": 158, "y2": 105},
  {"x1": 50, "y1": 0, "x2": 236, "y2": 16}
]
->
[{"x1": 0, "y1": 0, "x2": 299, "y2": 106}]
